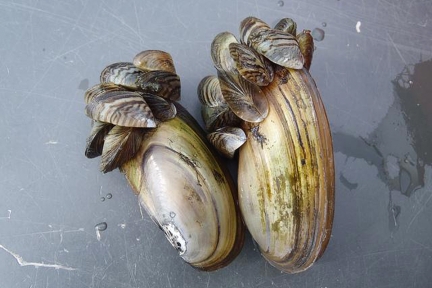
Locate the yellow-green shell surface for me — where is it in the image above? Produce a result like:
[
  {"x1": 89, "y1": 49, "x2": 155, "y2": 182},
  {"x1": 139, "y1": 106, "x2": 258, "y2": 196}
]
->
[{"x1": 238, "y1": 66, "x2": 334, "y2": 273}]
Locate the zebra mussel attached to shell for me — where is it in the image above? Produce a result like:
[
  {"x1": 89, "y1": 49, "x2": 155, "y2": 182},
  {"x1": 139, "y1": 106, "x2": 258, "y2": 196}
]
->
[
  {"x1": 83, "y1": 50, "x2": 244, "y2": 271},
  {"x1": 198, "y1": 17, "x2": 334, "y2": 273}
]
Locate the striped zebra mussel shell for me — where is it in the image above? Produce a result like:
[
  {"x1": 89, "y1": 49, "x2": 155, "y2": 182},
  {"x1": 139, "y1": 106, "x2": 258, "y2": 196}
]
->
[
  {"x1": 84, "y1": 90, "x2": 157, "y2": 128},
  {"x1": 133, "y1": 50, "x2": 176, "y2": 74},
  {"x1": 138, "y1": 70, "x2": 180, "y2": 101},
  {"x1": 201, "y1": 103, "x2": 242, "y2": 132},
  {"x1": 207, "y1": 127, "x2": 247, "y2": 159},
  {"x1": 141, "y1": 93, "x2": 177, "y2": 122},
  {"x1": 240, "y1": 16, "x2": 304, "y2": 69},
  {"x1": 85, "y1": 121, "x2": 114, "y2": 159},
  {"x1": 84, "y1": 82, "x2": 127, "y2": 105},
  {"x1": 100, "y1": 62, "x2": 180, "y2": 101},
  {"x1": 239, "y1": 16, "x2": 270, "y2": 46},
  {"x1": 274, "y1": 18, "x2": 297, "y2": 36},
  {"x1": 197, "y1": 75, "x2": 225, "y2": 107},
  {"x1": 211, "y1": 32, "x2": 239, "y2": 73},
  {"x1": 249, "y1": 28, "x2": 304, "y2": 69},
  {"x1": 100, "y1": 62, "x2": 143, "y2": 90},
  {"x1": 99, "y1": 125, "x2": 146, "y2": 173},
  {"x1": 296, "y1": 30, "x2": 314, "y2": 71},
  {"x1": 217, "y1": 70, "x2": 269, "y2": 123},
  {"x1": 229, "y1": 42, "x2": 274, "y2": 86}
]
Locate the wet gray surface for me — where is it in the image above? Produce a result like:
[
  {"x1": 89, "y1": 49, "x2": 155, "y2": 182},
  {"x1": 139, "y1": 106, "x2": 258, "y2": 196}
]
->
[{"x1": 1, "y1": 0, "x2": 432, "y2": 287}]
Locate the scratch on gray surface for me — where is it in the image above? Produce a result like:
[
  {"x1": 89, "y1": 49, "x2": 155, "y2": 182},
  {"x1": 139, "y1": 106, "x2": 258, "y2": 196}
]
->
[
  {"x1": 170, "y1": 4, "x2": 188, "y2": 30},
  {"x1": 17, "y1": 0, "x2": 89, "y2": 109},
  {"x1": 132, "y1": 0, "x2": 143, "y2": 46},
  {"x1": 386, "y1": 32, "x2": 407, "y2": 65},
  {"x1": 46, "y1": 33, "x2": 111, "y2": 63},
  {"x1": 206, "y1": 272, "x2": 210, "y2": 288},
  {"x1": 407, "y1": 191, "x2": 432, "y2": 230},
  {"x1": 167, "y1": 275, "x2": 173, "y2": 288},
  {"x1": 6, "y1": 228, "x2": 84, "y2": 239},
  {"x1": 123, "y1": 233, "x2": 138, "y2": 287},
  {"x1": 254, "y1": 0, "x2": 261, "y2": 18},
  {"x1": 0, "y1": 244, "x2": 77, "y2": 271},
  {"x1": 103, "y1": 8, "x2": 146, "y2": 45},
  {"x1": 138, "y1": 201, "x2": 144, "y2": 219},
  {"x1": 410, "y1": 238, "x2": 432, "y2": 252}
]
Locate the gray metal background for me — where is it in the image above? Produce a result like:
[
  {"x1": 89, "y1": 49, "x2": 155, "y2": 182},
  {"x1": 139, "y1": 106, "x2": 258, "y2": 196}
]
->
[{"x1": 1, "y1": 0, "x2": 431, "y2": 287}]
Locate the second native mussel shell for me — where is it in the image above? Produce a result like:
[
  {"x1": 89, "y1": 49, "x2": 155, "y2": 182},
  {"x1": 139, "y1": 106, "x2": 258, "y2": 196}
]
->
[{"x1": 198, "y1": 17, "x2": 335, "y2": 273}]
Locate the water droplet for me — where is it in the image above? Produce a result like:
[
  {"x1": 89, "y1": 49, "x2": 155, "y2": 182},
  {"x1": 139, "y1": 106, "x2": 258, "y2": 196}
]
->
[
  {"x1": 95, "y1": 222, "x2": 107, "y2": 241},
  {"x1": 95, "y1": 222, "x2": 107, "y2": 231},
  {"x1": 311, "y1": 28, "x2": 325, "y2": 41},
  {"x1": 277, "y1": 0, "x2": 284, "y2": 7},
  {"x1": 169, "y1": 211, "x2": 176, "y2": 218},
  {"x1": 106, "y1": 193, "x2": 112, "y2": 199},
  {"x1": 408, "y1": 80, "x2": 413, "y2": 85},
  {"x1": 100, "y1": 197, "x2": 105, "y2": 202},
  {"x1": 322, "y1": 22, "x2": 327, "y2": 27}
]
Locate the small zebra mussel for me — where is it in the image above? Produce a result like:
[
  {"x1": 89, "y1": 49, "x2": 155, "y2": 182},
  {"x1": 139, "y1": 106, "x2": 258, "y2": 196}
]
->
[
  {"x1": 198, "y1": 17, "x2": 334, "y2": 273},
  {"x1": 83, "y1": 50, "x2": 244, "y2": 271}
]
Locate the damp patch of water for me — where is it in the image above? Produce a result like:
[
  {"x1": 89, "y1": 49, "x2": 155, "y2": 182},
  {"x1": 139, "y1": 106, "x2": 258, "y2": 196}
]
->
[
  {"x1": 339, "y1": 173, "x2": 358, "y2": 191},
  {"x1": 311, "y1": 28, "x2": 325, "y2": 41},
  {"x1": 334, "y1": 59, "x2": 432, "y2": 196},
  {"x1": 334, "y1": 58, "x2": 432, "y2": 232}
]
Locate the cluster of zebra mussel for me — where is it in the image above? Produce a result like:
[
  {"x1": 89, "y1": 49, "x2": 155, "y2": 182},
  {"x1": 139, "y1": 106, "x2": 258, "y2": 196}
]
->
[
  {"x1": 198, "y1": 17, "x2": 335, "y2": 273},
  {"x1": 84, "y1": 50, "x2": 180, "y2": 172},
  {"x1": 83, "y1": 50, "x2": 244, "y2": 271},
  {"x1": 199, "y1": 17, "x2": 314, "y2": 158}
]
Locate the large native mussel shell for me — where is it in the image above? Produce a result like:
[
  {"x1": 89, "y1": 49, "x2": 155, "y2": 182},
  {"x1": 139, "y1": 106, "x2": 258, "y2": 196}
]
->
[
  {"x1": 198, "y1": 17, "x2": 335, "y2": 273},
  {"x1": 83, "y1": 50, "x2": 244, "y2": 271},
  {"x1": 238, "y1": 66, "x2": 334, "y2": 273},
  {"x1": 122, "y1": 104, "x2": 244, "y2": 270}
]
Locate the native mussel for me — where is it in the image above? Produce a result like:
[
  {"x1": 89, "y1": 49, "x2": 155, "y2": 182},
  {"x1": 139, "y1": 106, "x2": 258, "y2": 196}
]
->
[
  {"x1": 198, "y1": 17, "x2": 335, "y2": 273},
  {"x1": 83, "y1": 50, "x2": 244, "y2": 271}
]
